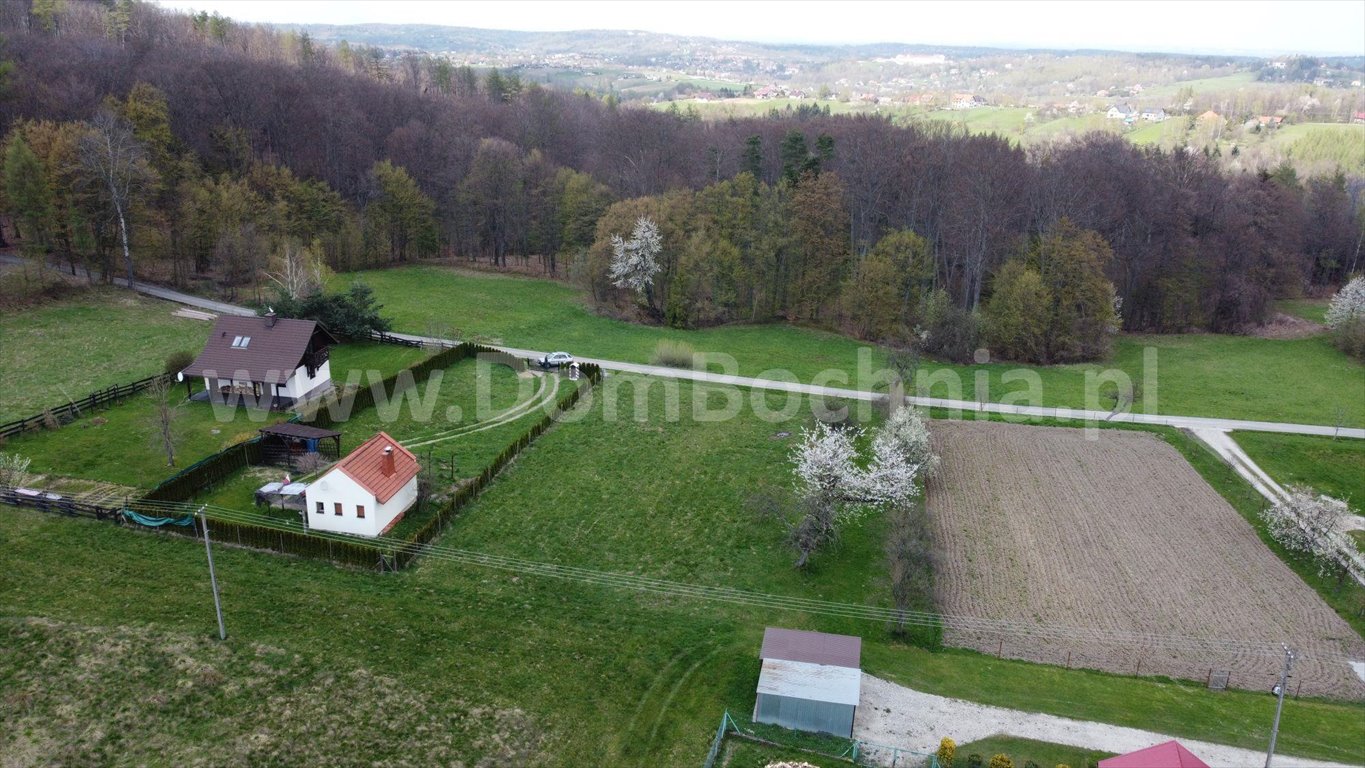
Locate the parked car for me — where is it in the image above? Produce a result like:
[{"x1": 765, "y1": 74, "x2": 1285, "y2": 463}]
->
[{"x1": 537, "y1": 351, "x2": 574, "y2": 368}]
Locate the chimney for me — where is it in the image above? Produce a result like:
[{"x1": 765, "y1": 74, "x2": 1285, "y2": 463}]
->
[
  {"x1": 381, "y1": 445, "x2": 395, "y2": 476},
  {"x1": 265, "y1": 307, "x2": 277, "y2": 328}
]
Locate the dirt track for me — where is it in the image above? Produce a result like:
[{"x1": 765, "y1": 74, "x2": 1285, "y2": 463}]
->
[{"x1": 926, "y1": 421, "x2": 1365, "y2": 699}]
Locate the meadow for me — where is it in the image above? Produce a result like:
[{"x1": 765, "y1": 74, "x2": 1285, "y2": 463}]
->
[
  {"x1": 1235, "y1": 431, "x2": 1365, "y2": 512},
  {"x1": 342, "y1": 265, "x2": 1365, "y2": 426},
  {"x1": 4, "y1": 376, "x2": 1364, "y2": 765},
  {"x1": 0, "y1": 287, "x2": 209, "y2": 422}
]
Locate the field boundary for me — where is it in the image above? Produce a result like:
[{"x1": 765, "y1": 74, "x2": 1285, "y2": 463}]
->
[
  {"x1": 0, "y1": 373, "x2": 170, "y2": 441},
  {"x1": 4, "y1": 350, "x2": 602, "y2": 572}
]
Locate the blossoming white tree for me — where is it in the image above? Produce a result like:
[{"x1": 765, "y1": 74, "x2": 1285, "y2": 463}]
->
[
  {"x1": 0, "y1": 452, "x2": 32, "y2": 489},
  {"x1": 608, "y1": 216, "x2": 662, "y2": 310},
  {"x1": 1260, "y1": 486, "x2": 1365, "y2": 585},
  {"x1": 780, "y1": 408, "x2": 938, "y2": 567},
  {"x1": 1325, "y1": 276, "x2": 1365, "y2": 332}
]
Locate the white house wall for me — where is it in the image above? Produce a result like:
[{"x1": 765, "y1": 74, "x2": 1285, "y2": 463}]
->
[
  {"x1": 282, "y1": 359, "x2": 332, "y2": 400},
  {"x1": 305, "y1": 468, "x2": 380, "y2": 537},
  {"x1": 374, "y1": 477, "x2": 419, "y2": 534}
]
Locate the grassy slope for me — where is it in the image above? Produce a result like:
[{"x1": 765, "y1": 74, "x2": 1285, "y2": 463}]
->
[
  {"x1": 0, "y1": 287, "x2": 209, "y2": 422},
  {"x1": 1234, "y1": 431, "x2": 1365, "y2": 510},
  {"x1": 342, "y1": 265, "x2": 1365, "y2": 426},
  {"x1": 1276, "y1": 298, "x2": 1330, "y2": 324},
  {"x1": 2, "y1": 343, "x2": 429, "y2": 488},
  {"x1": 4, "y1": 380, "x2": 1363, "y2": 764}
]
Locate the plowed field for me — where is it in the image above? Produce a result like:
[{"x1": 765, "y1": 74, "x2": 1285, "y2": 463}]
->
[{"x1": 926, "y1": 421, "x2": 1365, "y2": 698}]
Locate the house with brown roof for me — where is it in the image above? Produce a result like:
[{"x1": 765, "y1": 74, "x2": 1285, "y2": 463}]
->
[
  {"x1": 304, "y1": 432, "x2": 421, "y2": 538},
  {"x1": 180, "y1": 313, "x2": 337, "y2": 410}
]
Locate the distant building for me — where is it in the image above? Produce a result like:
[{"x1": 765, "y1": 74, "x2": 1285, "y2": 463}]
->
[
  {"x1": 1140, "y1": 108, "x2": 1168, "y2": 123},
  {"x1": 1106, "y1": 103, "x2": 1135, "y2": 120},
  {"x1": 753, "y1": 627, "x2": 862, "y2": 738},
  {"x1": 305, "y1": 432, "x2": 420, "y2": 538},
  {"x1": 1351, "y1": 111, "x2": 1365, "y2": 124},
  {"x1": 950, "y1": 92, "x2": 987, "y2": 110},
  {"x1": 1196, "y1": 110, "x2": 1223, "y2": 124}
]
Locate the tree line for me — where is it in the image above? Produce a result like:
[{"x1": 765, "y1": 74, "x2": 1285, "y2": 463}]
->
[{"x1": 1, "y1": 2, "x2": 1361, "y2": 363}]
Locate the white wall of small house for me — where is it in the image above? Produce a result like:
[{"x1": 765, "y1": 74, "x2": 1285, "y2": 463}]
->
[
  {"x1": 281, "y1": 359, "x2": 331, "y2": 401},
  {"x1": 304, "y1": 468, "x2": 382, "y2": 537},
  {"x1": 375, "y1": 476, "x2": 419, "y2": 534}
]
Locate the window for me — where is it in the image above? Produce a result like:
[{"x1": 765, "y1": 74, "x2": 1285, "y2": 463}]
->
[
  {"x1": 334, "y1": 502, "x2": 342, "y2": 516},
  {"x1": 315, "y1": 502, "x2": 324, "y2": 515},
  {"x1": 230, "y1": 336, "x2": 251, "y2": 348},
  {"x1": 356, "y1": 504, "x2": 365, "y2": 519}
]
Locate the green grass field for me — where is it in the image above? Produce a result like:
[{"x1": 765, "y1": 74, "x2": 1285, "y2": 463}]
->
[
  {"x1": 1276, "y1": 298, "x2": 1330, "y2": 324},
  {"x1": 341, "y1": 265, "x2": 1365, "y2": 426},
  {"x1": 954, "y1": 735, "x2": 1113, "y2": 768},
  {"x1": 0, "y1": 287, "x2": 209, "y2": 422},
  {"x1": 4, "y1": 378, "x2": 1364, "y2": 765},
  {"x1": 1234, "y1": 431, "x2": 1365, "y2": 511},
  {"x1": 2, "y1": 343, "x2": 429, "y2": 489}
]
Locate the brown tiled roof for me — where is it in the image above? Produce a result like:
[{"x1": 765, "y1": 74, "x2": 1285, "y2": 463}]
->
[
  {"x1": 335, "y1": 432, "x2": 420, "y2": 504},
  {"x1": 182, "y1": 316, "x2": 334, "y2": 385},
  {"x1": 760, "y1": 627, "x2": 861, "y2": 669},
  {"x1": 259, "y1": 422, "x2": 342, "y2": 440}
]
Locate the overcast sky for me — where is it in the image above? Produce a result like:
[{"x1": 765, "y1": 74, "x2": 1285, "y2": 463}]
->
[{"x1": 151, "y1": 1, "x2": 1365, "y2": 57}]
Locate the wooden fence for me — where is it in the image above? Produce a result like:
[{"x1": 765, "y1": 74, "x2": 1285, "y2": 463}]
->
[
  {"x1": 0, "y1": 374, "x2": 170, "y2": 441},
  {"x1": 0, "y1": 486, "x2": 127, "y2": 522}
]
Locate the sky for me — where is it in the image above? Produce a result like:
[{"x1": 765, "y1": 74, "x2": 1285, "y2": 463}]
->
[{"x1": 151, "y1": 1, "x2": 1365, "y2": 57}]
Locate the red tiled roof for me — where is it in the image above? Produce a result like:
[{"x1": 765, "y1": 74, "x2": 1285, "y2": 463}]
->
[
  {"x1": 760, "y1": 627, "x2": 861, "y2": 669},
  {"x1": 1099, "y1": 741, "x2": 1210, "y2": 768},
  {"x1": 335, "y1": 432, "x2": 420, "y2": 504}
]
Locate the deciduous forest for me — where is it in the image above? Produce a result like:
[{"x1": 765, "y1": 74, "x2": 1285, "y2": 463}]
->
[{"x1": 2, "y1": 1, "x2": 1361, "y2": 363}]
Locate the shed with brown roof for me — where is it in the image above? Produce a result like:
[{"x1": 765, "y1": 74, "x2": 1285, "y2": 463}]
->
[{"x1": 754, "y1": 627, "x2": 862, "y2": 738}]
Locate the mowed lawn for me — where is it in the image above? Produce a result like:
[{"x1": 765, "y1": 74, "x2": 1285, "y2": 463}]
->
[
  {"x1": 1235, "y1": 431, "x2": 1365, "y2": 512},
  {"x1": 0, "y1": 287, "x2": 210, "y2": 422},
  {"x1": 342, "y1": 265, "x2": 1365, "y2": 426},
  {"x1": 3, "y1": 378, "x2": 1364, "y2": 764},
  {"x1": 3, "y1": 343, "x2": 429, "y2": 489}
]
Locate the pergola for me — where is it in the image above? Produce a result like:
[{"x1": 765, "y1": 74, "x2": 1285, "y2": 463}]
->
[{"x1": 258, "y1": 422, "x2": 343, "y2": 467}]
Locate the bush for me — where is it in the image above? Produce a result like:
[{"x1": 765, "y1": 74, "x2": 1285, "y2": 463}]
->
[
  {"x1": 164, "y1": 350, "x2": 196, "y2": 375},
  {"x1": 937, "y1": 737, "x2": 956, "y2": 768},
  {"x1": 274, "y1": 281, "x2": 392, "y2": 340},
  {"x1": 989, "y1": 755, "x2": 1015, "y2": 768},
  {"x1": 651, "y1": 339, "x2": 696, "y2": 368},
  {"x1": 1326, "y1": 276, "x2": 1365, "y2": 360},
  {"x1": 966, "y1": 754, "x2": 983, "y2": 768},
  {"x1": 919, "y1": 289, "x2": 980, "y2": 363}
]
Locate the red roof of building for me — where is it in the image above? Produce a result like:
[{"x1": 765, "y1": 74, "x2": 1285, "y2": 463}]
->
[
  {"x1": 1098, "y1": 741, "x2": 1210, "y2": 768},
  {"x1": 760, "y1": 627, "x2": 861, "y2": 669},
  {"x1": 335, "y1": 432, "x2": 420, "y2": 504}
]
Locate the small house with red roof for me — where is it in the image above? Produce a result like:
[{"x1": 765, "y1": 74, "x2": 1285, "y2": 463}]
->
[{"x1": 305, "y1": 432, "x2": 421, "y2": 537}]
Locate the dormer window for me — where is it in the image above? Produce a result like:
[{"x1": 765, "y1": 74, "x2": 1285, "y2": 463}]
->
[{"x1": 231, "y1": 336, "x2": 251, "y2": 348}]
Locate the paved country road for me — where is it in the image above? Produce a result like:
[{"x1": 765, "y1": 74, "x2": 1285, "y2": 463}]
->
[{"x1": 7, "y1": 255, "x2": 1360, "y2": 440}]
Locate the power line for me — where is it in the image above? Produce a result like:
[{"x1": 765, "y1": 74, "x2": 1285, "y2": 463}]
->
[{"x1": 126, "y1": 499, "x2": 1357, "y2": 665}]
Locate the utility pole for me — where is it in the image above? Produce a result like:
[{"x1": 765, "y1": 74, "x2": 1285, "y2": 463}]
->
[
  {"x1": 200, "y1": 507, "x2": 227, "y2": 641},
  {"x1": 1265, "y1": 644, "x2": 1296, "y2": 768}
]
